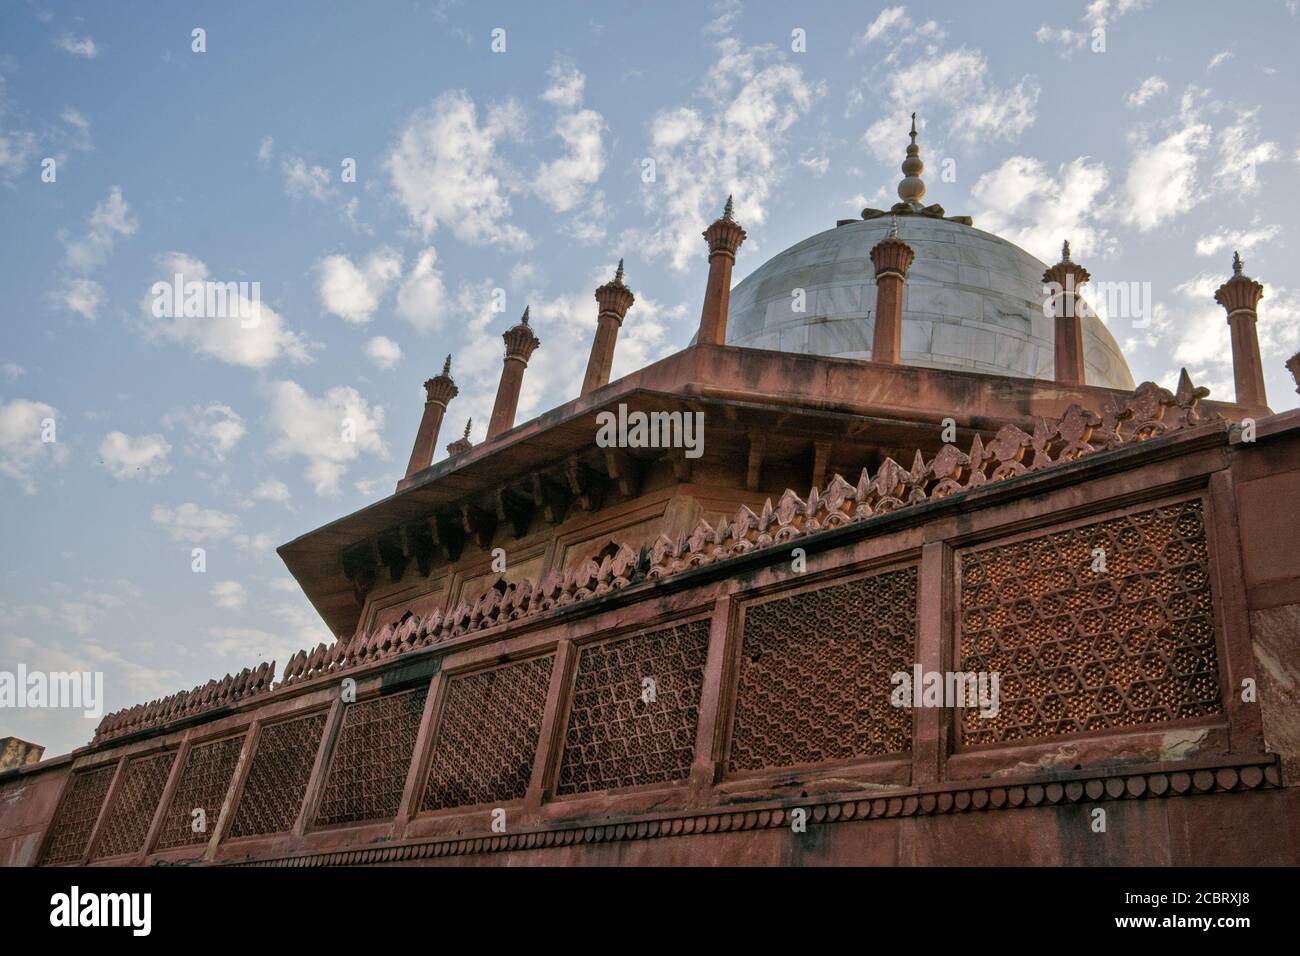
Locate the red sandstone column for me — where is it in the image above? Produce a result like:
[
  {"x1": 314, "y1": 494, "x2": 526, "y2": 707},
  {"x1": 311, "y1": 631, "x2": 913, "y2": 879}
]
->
[
  {"x1": 1214, "y1": 252, "x2": 1267, "y2": 408},
  {"x1": 697, "y1": 196, "x2": 747, "y2": 347},
  {"x1": 581, "y1": 260, "x2": 635, "y2": 396},
  {"x1": 487, "y1": 307, "x2": 541, "y2": 439},
  {"x1": 1041, "y1": 240, "x2": 1089, "y2": 386},
  {"x1": 403, "y1": 355, "x2": 458, "y2": 477},
  {"x1": 868, "y1": 217, "x2": 915, "y2": 365}
]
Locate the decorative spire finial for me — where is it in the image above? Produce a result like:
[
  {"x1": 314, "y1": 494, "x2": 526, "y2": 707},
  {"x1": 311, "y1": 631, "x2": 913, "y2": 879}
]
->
[
  {"x1": 897, "y1": 112, "x2": 926, "y2": 207},
  {"x1": 1232, "y1": 250, "x2": 1243, "y2": 277},
  {"x1": 442, "y1": 354, "x2": 452, "y2": 376},
  {"x1": 463, "y1": 418, "x2": 472, "y2": 439},
  {"x1": 614, "y1": 258, "x2": 625, "y2": 284},
  {"x1": 888, "y1": 213, "x2": 899, "y2": 239},
  {"x1": 520, "y1": 305, "x2": 530, "y2": 325},
  {"x1": 1062, "y1": 240, "x2": 1071, "y2": 263},
  {"x1": 723, "y1": 194, "x2": 735, "y2": 221}
]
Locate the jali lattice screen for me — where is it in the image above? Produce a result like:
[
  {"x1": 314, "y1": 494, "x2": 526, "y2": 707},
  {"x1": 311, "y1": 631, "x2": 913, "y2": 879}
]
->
[
  {"x1": 40, "y1": 763, "x2": 116, "y2": 865},
  {"x1": 727, "y1": 565, "x2": 917, "y2": 773},
  {"x1": 155, "y1": 734, "x2": 245, "y2": 850},
  {"x1": 90, "y1": 750, "x2": 176, "y2": 859},
  {"x1": 959, "y1": 498, "x2": 1222, "y2": 745},
  {"x1": 315, "y1": 686, "x2": 427, "y2": 827},
  {"x1": 422, "y1": 654, "x2": 554, "y2": 811},
  {"x1": 556, "y1": 618, "x2": 711, "y2": 795},
  {"x1": 229, "y1": 711, "x2": 327, "y2": 838}
]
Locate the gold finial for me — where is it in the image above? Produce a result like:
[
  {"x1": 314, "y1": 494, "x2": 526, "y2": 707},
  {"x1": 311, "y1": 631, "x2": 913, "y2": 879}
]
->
[
  {"x1": 1232, "y1": 251, "x2": 1243, "y2": 277},
  {"x1": 897, "y1": 112, "x2": 926, "y2": 207}
]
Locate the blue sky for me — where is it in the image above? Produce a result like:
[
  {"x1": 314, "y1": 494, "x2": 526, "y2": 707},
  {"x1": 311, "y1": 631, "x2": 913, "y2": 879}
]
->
[{"x1": 2, "y1": 0, "x2": 1299, "y2": 756}]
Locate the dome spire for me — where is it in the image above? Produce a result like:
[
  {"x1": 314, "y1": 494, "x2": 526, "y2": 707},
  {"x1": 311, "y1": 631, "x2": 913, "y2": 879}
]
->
[{"x1": 897, "y1": 112, "x2": 926, "y2": 209}]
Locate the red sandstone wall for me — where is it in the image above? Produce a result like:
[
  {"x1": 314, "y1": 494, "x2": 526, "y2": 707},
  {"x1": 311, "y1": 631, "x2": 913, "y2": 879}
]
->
[{"x1": 4, "y1": 417, "x2": 1298, "y2": 867}]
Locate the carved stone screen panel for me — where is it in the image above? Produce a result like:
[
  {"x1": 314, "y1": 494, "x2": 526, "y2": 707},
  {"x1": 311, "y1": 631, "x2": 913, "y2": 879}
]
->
[
  {"x1": 90, "y1": 750, "x2": 176, "y2": 859},
  {"x1": 229, "y1": 711, "x2": 327, "y2": 838},
  {"x1": 155, "y1": 734, "x2": 245, "y2": 850},
  {"x1": 959, "y1": 498, "x2": 1222, "y2": 746},
  {"x1": 40, "y1": 763, "x2": 116, "y2": 865},
  {"x1": 556, "y1": 618, "x2": 711, "y2": 796},
  {"x1": 315, "y1": 686, "x2": 428, "y2": 827},
  {"x1": 728, "y1": 566, "x2": 918, "y2": 773},
  {"x1": 422, "y1": 655, "x2": 554, "y2": 812}
]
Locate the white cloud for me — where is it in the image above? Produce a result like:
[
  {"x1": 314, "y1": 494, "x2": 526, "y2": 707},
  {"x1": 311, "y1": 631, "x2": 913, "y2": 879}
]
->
[
  {"x1": 257, "y1": 135, "x2": 274, "y2": 164},
  {"x1": 56, "y1": 34, "x2": 98, "y2": 59},
  {"x1": 860, "y1": 49, "x2": 1038, "y2": 163},
  {"x1": 859, "y1": 6, "x2": 909, "y2": 46},
  {"x1": 315, "y1": 248, "x2": 402, "y2": 324},
  {"x1": 534, "y1": 60, "x2": 606, "y2": 220},
  {"x1": 1123, "y1": 98, "x2": 1211, "y2": 232},
  {"x1": 62, "y1": 185, "x2": 137, "y2": 273},
  {"x1": 267, "y1": 600, "x2": 334, "y2": 647},
  {"x1": 59, "y1": 591, "x2": 124, "y2": 636},
  {"x1": 1122, "y1": 90, "x2": 1278, "y2": 232},
  {"x1": 1195, "y1": 223, "x2": 1281, "y2": 258},
  {"x1": 394, "y1": 248, "x2": 451, "y2": 333},
  {"x1": 210, "y1": 580, "x2": 247, "y2": 611},
  {"x1": 97, "y1": 431, "x2": 172, "y2": 480},
  {"x1": 365, "y1": 335, "x2": 403, "y2": 369},
  {"x1": 1, "y1": 362, "x2": 23, "y2": 382},
  {"x1": 206, "y1": 626, "x2": 301, "y2": 667},
  {"x1": 386, "y1": 90, "x2": 530, "y2": 249},
  {"x1": 264, "y1": 380, "x2": 387, "y2": 495},
  {"x1": 51, "y1": 186, "x2": 137, "y2": 319},
  {"x1": 234, "y1": 531, "x2": 277, "y2": 556},
  {"x1": 704, "y1": 0, "x2": 743, "y2": 35},
  {"x1": 282, "y1": 155, "x2": 332, "y2": 201},
  {"x1": 0, "y1": 398, "x2": 67, "y2": 494},
  {"x1": 970, "y1": 155, "x2": 1113, "y2": 262},
  {"x1": 150, "y1": 503, "x2": 241, "y2": 543},
  {"x1": 636, "y1": 38, "x2": 825, "y2": 271},
  {"x1": 799, "y1": 151, "x2": 830, "y2": 177},
  {"x1": 1037, "y1": 0, "x2": 1149, "y2": 56},
  {"x1": 540, "y1": 59, "x2": 585, "y2": 110},
  {"x1": 141, "y1": 252, "x2": 312, "y2": 368},
  {"x1": 0, "y1": 77, "x2": 37, "y2": 185},
  {"x1": 1207, "y1": 50, "x2": 1233, "y2": 70},
  {"x1": 1125, "y1": 76, "x2": 1167, "y2": 108},
  {"x1": 1213, "y1": 108, "x2": 1280, "y2": 195},
  {"x1": 49, "y1": 278, "x2": 103, "y2": 320},
  {"x1": 163, "y1": 401, "x2": 246, "y2": 462},
  {"x1": 250, "y1": 478, "x2": 291, "y2": 506},
  {"x1": 58, "y1": 107, "x2": 92, "y2": 153}
]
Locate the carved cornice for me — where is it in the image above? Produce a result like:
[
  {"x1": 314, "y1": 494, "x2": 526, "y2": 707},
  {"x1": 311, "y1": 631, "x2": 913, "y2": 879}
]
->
[{"x1": 230, "y1": 756, "x2": 1280, "y2": 867}]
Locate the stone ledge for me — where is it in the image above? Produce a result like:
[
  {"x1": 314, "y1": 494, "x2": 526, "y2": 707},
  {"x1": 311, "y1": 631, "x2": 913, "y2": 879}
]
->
[{"x1": 229, "y1": 755, "x2": 1281, "y2": 867}]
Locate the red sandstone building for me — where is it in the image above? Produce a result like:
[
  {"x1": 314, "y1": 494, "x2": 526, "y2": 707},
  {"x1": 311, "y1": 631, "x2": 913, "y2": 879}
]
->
[{"x1": 3, "y1": 122, "x2": 1299, "y2": 868}]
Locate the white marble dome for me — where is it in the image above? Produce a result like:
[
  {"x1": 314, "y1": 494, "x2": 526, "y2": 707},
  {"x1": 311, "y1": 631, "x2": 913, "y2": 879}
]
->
[{"x1": 721, "y1": 215, "x2": 1135, "y2": 390}]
